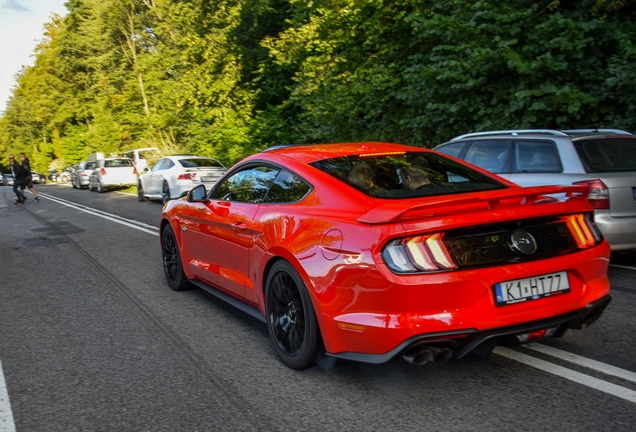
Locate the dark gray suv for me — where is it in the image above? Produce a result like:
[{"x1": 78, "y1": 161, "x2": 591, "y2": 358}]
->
[{"x1": 434, "y1": 129, "x2": 636, "y2": 251}]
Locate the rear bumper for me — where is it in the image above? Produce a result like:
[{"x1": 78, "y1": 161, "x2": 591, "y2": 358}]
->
[
  {"x1": 329, "y1": 295, "x2": 611, "y2": 364},
  {"x1": 594, "y1": 210, "x2": 636, "y2": 251}
]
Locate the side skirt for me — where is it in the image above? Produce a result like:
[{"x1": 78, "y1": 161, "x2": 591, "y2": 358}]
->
[{"x1": 190, "y1": 279, "x2": 266, "y2": 323}]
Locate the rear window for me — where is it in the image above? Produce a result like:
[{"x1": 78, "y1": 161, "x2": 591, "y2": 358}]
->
[
  {"x1": 104, "y1": 159, "x2": 133, "y2": 167},
  {"x1": 178, "y1": 158, "x2": 224, "y2": 168},
  {"x1": 574, "y1": 138, "x2": 636, "y2": 173},
  {"x1": 310, "y1": 151, "x2": 507, "y2": 199}
]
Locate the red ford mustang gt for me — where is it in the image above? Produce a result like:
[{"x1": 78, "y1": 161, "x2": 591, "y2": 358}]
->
[{"x1": 160, "y1": 142, "x2": 611, "y2": 369}]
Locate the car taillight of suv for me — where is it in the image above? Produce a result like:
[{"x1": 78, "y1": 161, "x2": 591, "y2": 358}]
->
[{"x1": 573, "y1": 179, "x2": 609, "y2": 210}]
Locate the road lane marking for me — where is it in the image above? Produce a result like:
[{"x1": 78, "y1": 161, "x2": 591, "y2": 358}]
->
[
  {"x1": 494, "y1": 347, "x2": 636, "y2": 404},
  {"x1": 610, "y1": 264, "x2": 636, "y2": 271},
  {"x1": 0, "y1": 360, "x2": 16, "y2": 432},
  {"x1": 37, "y1": 193, "x2": 159, "y2": 236},
  {"x1": 526, "y1": 343, "x2": 636, "y2": 385}
]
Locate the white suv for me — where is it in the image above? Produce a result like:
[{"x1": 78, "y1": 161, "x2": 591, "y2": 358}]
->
[
  {"x1": 138, "y1": 154, "x2": 227, "y2": 204},
  {"x1": 434, "y1": 129, "x2": 636, "y2": 251}
]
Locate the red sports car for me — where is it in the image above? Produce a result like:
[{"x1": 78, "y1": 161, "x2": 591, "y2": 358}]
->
[{"x1": 160, "y1": 142, "x2": 611, "y2": 369}]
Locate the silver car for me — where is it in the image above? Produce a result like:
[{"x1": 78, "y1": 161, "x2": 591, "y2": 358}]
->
[
  {"x1": 88, "y1": 158, "x2": 137, "y2": 193},
  {"x1": 71, "y1": 161, "x2": 98, "y2": 189},
  {"x1": 434, "y1": 129, "x2": 636, "y2": 251},
  {"x1": 138, "y1": 154, "x2": 226, "y2": 204}
]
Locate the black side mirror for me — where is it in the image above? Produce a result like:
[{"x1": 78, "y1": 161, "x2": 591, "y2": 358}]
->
[{"x1": 187, "y1": 184, "x2": 207, "y2": 202}]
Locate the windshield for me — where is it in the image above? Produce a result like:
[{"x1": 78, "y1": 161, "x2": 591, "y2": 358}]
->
[
  {"x1": 178, "y1": 158, "x2": 224, "y2": 168},
  {"x1": 310, "y1": 151, "x2": 507, "y2": 198},
  {"x1": 574, "y1": 138, "x2": 636, "y2": 173}
]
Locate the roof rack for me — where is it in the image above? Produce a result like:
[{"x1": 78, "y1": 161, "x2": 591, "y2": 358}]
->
[
  {"x1": 560, "y1": 129, "x2": 631, "y2": 135},
  {"x1": 450, "y1": 130, "x2": 569, "y2": 141}
]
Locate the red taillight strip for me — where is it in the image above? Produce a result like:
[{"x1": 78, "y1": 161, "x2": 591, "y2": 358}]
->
[
  {"x1": 425, "y1": 233, "x2": 457, "y2": 269},
  {"x1": 566, "y1": 214, "x2": 598, "y2": 248}
]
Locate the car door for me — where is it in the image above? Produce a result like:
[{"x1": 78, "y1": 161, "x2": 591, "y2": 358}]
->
[
  {"x1": 146, "y1": 158, "x2": 169, "y2": 195},
  {"x1": 182, "y1": 164, "x2": 279, "y2": 297}
]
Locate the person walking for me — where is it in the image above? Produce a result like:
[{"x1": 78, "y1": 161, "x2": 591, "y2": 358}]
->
[
  {"x1": 19, "y1": 153, "x2": 40, "y2": 201},
  {"x1": 9, "y1": 154, "x2": 28, "y2": 205}
]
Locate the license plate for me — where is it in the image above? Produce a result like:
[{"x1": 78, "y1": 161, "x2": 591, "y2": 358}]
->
[
  {"x1": 494, "y1": 271, "x2": 570, "y2": 306},
  {"x1": 200, "y1": 176, "x2": 215, "y2": 182}
]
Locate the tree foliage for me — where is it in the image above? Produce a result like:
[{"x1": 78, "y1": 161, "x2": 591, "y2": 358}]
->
[{"x1": 1, "y1": 0, "x2": 635, "y2": 173}]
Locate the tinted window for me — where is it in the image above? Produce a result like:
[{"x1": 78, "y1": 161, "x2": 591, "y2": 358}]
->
[
  {"x1": 179, "y1": 158, "x2": 224, "y2": 168},
  {"x1": 435, "y1": 141, "x2": 467, "y2": 158},
  {"x1": 574, "y1": 138, "x2": 636, "y2": 173},
  {"x1": 263, "y1": 170, "x2": 311, "y2": 203},
  {"x1": 310, "y1": 151, "x2": 506, "y2": 199},
  {"x1": 104, "y1": 158, "x2": 133, "y2": 167},
  {"x1": 464, "y1": 140, "x2": 509, "y2": 173},
  {"x1": 213, "y1": 166, "x2": 279, "y2": 203},
  {"x1": 513, "y1": 141, "x2": 562, "y2": 173}
]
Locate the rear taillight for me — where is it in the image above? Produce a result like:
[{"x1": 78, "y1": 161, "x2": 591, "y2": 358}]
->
[
  {"x1": 383, "y1": 233, "x2": 457, "y2": 273},
  {"x1": 178, "y1": 173, "x2": 196, "y2": 181},
  {"x1": 133, "y1": 167, "x2": 138, "y2": 175},
  {"x1": 100, "y1": 168, "x2": 107, "y2": 175},
  {"x1": 566, "y1": 214, "x2": 602, "y2": 248},
  {"x1": 573, "y1": 179, "x2": 609, "y2": 209}
]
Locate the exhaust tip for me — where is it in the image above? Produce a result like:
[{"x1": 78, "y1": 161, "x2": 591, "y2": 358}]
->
[{"x1": 403, "y1": 348, "x2": 434, "y2": 366}]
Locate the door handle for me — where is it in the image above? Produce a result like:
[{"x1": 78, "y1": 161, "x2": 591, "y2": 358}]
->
[{"x1": 231, "y1": 221, "x2": 247, "y2": 230}]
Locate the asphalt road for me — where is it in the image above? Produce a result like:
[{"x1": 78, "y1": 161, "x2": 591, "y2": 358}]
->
[{"x1": 1, "y1": 183, "x2": 635, "y2": 431}]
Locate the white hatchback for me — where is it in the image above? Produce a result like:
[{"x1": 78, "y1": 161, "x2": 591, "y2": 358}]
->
[
  {"x1": 138, "y1": 155, "x2": 226, "y2": 204},
  {"x1": 88, "y1": 158, "x2": 137, "y2": 193}
]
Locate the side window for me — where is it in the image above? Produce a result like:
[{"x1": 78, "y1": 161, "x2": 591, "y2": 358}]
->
[
  {"x1": 513, "y1": 141, "x2": 562, "y2": 173},
  {"x1": 435, "y1": 142, "x2": 467, "y2": 158},
  {"x1": 463, "y1": 140, "x2": 509, "y2": 173},
  {"x1": 165, "y1": 159, "x2": 175, "y2": 169},
  {"x1": 262, "y1": 170, "x2": 311, "y2": 203},
  {"x1": 213, "y1": 165, "x2": 279, "y2": 203},
  {"x1": 152, "y1": 159, "x2": 167, "y2": 171}
]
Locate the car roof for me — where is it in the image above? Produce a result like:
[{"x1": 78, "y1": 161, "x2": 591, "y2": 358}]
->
[
  {"x1": 448, "y1": 129, "x2": 631, "y2": 142},
  {"x1": 258, "y1": 142, "x2": 430, "y2": 164}
]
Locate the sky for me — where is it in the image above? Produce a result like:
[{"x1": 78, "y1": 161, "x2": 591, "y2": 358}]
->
[{"x1": 0, "y1": 0, "x2": 68, "y2": 113}]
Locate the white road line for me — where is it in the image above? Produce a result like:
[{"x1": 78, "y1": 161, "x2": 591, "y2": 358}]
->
[
  {"x1": 494, "y1": 347, "x2": 636, "y2": 404},
  {"x1": 0, "y1": 360, "x2": 16, "y2": 432},
  {"x1": 526, "y1": 343, "x2": 636, "y2": 385},
  {"x1": 37, "y1": 193, "x2": 159, "y2": 237},
  {"x1": 610, "y1": 264, "x2": 636, "y2": 271}
]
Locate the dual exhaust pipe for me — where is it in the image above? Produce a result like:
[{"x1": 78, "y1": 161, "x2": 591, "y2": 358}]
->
[{"x1": 403, "y1": 344, "x2": 454, "y2": 366}]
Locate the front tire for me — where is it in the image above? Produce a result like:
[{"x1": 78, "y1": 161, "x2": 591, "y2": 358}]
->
[
  {"x1": 138, "y1": 181, "x2": 147, "y2": 201},
  {"x1": 265, "y1": 261, "x2": 324, "y2": 369},
  {"x1": 161, "y1": 224, "x2": 192, "y2": 291}
]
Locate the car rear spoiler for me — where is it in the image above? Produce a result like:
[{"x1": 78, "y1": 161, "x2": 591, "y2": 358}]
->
[{"x1": 358, "y1": 185, "x2": 590, "y2": 224}]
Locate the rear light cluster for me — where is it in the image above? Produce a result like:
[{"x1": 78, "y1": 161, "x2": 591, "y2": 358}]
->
[
  {"x1": 383, "y1": 234, "x2": 457, "y2": 273},
  {"x1": 573, "y1": 179, "x2": 609, "y2": 209},
  {"x1": 178, "y1": 173, "x2": 196, "y2": 180},
  {"x1": 566, "y1": 214, "x2": 602, "y2": 248},
  {"x1": 382, "y1": 214, "x2": 602, "y2": 274}
]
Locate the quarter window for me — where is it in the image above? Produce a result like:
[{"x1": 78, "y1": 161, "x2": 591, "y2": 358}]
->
[{"x1": 262, "y1": 170, "x2": 311, "y2": 203}]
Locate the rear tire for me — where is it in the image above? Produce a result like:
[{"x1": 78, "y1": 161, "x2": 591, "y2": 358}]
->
[
  {"x1": 97, "y1": 181, "x2": 104, "y2": 193},
  {"x1": 161, "y1": 224, "x2": 192, "y2": 291},
  {"x1": 265, "y1": 261, "x2": 324, "y2": 369},
  {"x1": 162, "y1": 182, "x2": 171, "y2": 205}
]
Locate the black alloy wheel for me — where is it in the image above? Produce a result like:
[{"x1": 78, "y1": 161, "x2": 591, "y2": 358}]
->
[
  {"x1": 265, "y1": 261, "x2": 323, "y2": 369},
  {"x1": 161, "y1": 224, "x2": 191, "y2": 291}
]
